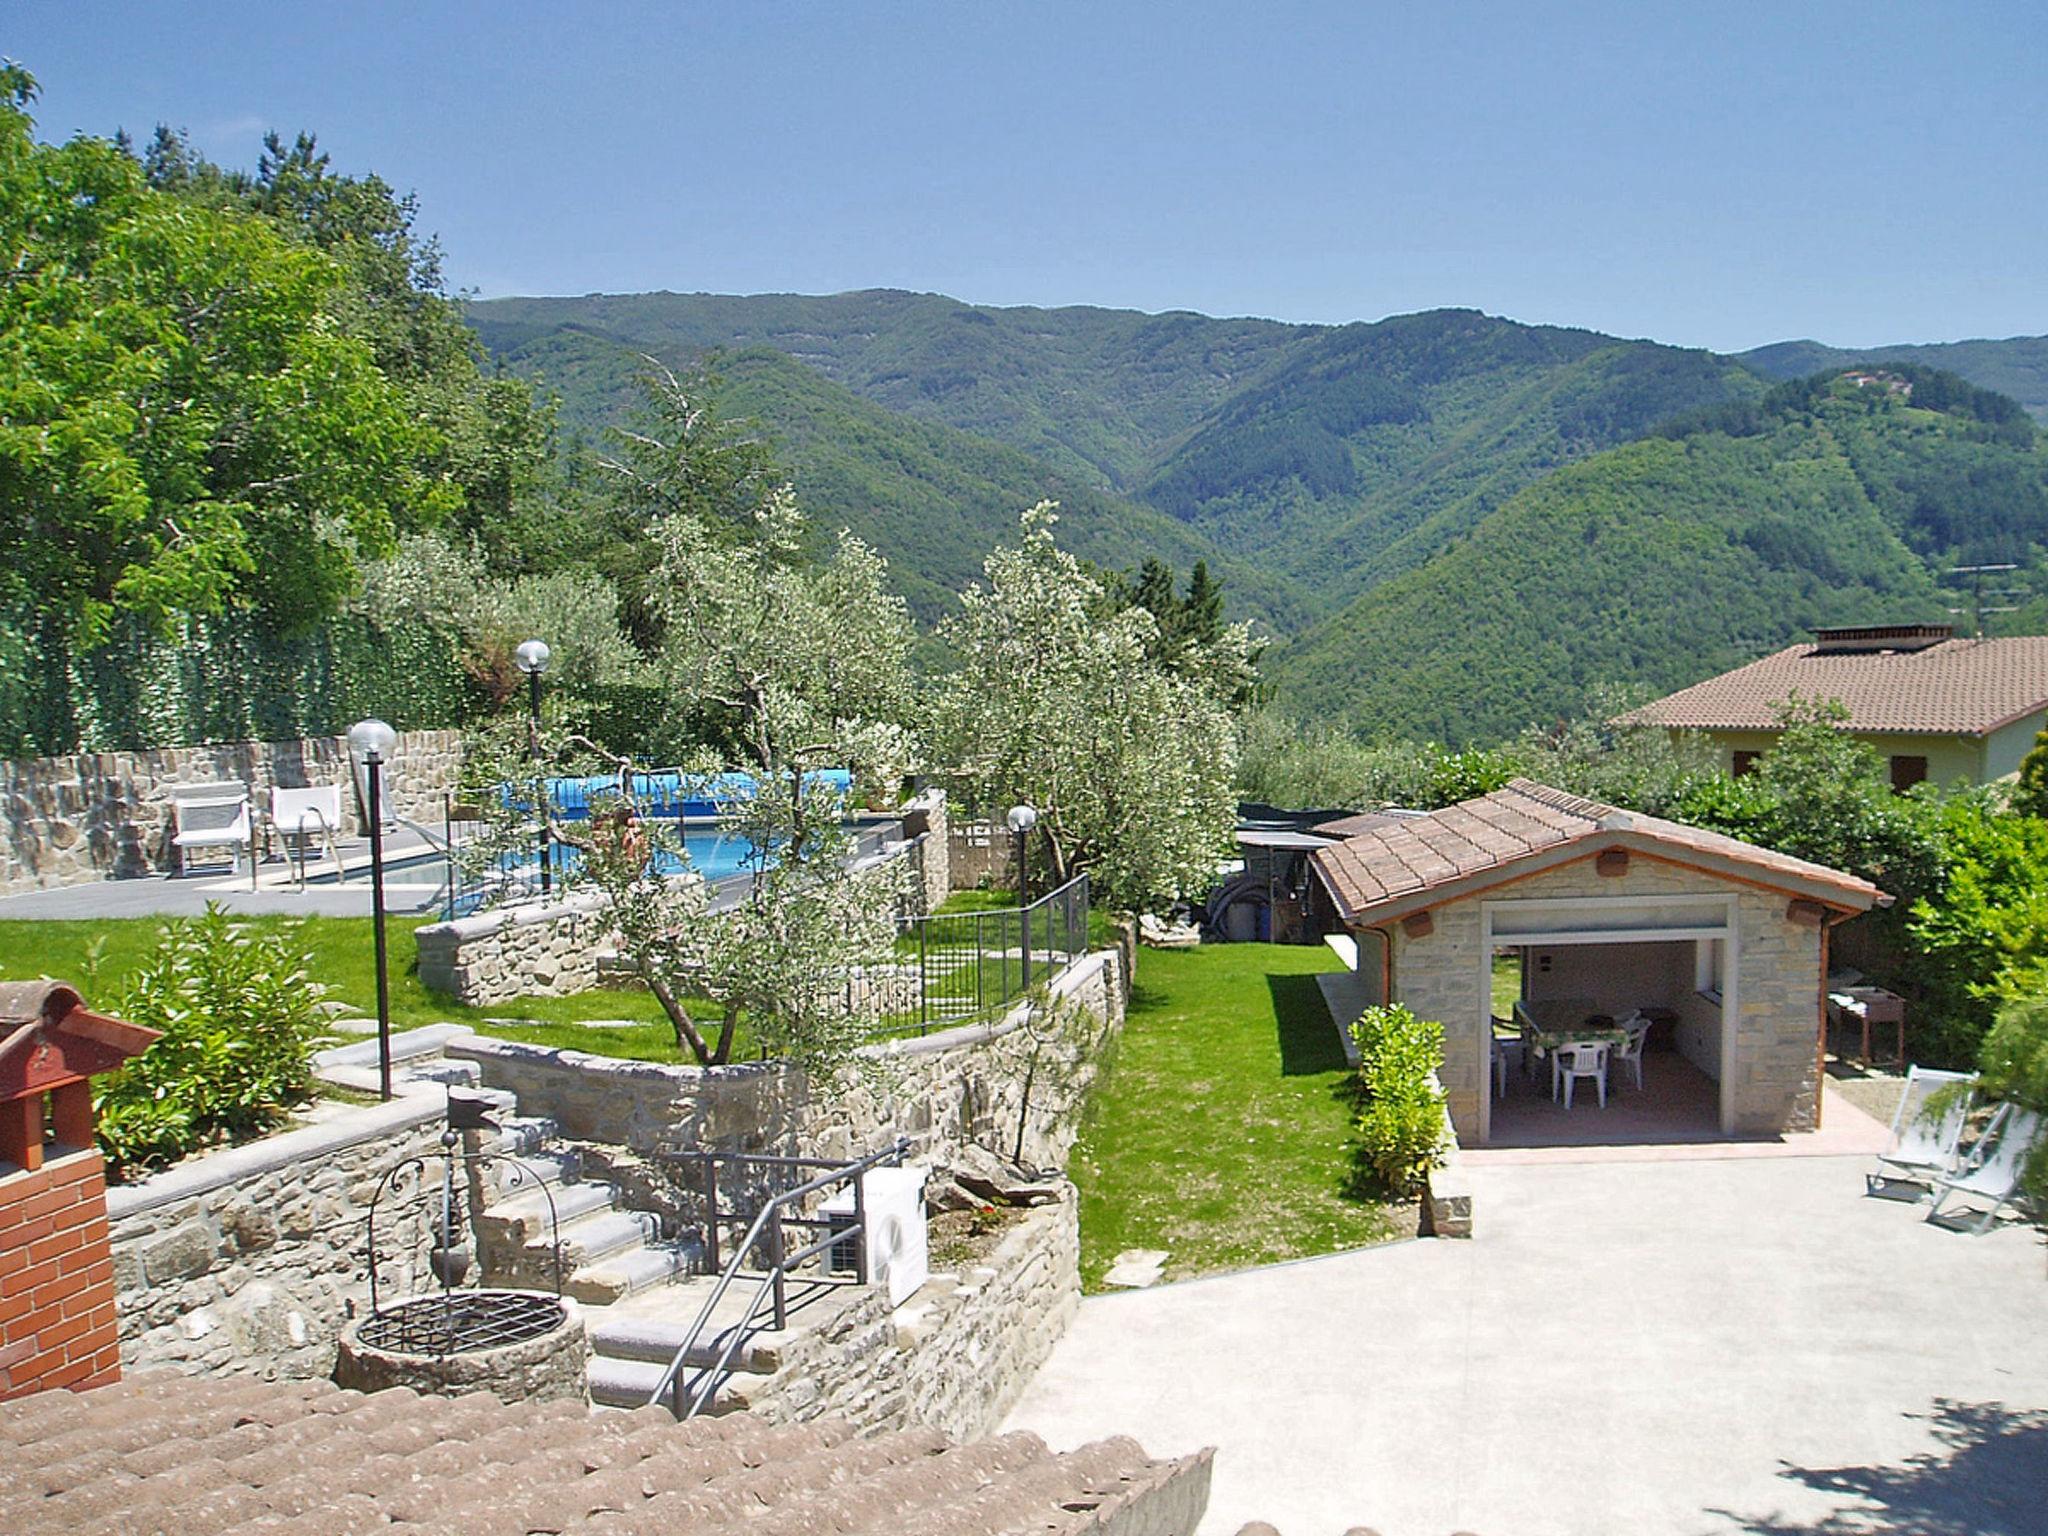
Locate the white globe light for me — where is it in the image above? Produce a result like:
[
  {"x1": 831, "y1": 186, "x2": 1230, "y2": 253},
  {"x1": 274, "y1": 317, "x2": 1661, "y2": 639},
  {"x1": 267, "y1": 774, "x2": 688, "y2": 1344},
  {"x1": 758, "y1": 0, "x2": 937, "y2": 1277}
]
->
[
  {"x1": 514, "y1": 638, "x2": 552, "y2": 675},
  {"x1": 347, "y1": 718, "x2": 398, "y2": 762},
  {"x1": 1006, "y1": 803, "x2": 1039, "y2": 833}
]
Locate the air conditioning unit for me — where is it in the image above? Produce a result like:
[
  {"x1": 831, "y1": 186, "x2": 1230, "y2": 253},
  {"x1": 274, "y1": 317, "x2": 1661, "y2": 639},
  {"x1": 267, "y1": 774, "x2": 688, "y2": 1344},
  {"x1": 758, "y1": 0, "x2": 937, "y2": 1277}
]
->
[{"x1": 819, "y1": 1165, "x2": 930, "y2": 1305}]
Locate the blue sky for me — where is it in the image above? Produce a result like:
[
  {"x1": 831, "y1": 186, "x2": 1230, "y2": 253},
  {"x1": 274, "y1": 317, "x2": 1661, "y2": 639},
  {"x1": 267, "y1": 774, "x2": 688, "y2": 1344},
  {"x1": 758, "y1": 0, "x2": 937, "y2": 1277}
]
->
[{"x1": 11, "y1": 1, "x2": 2044, "y2": 351}]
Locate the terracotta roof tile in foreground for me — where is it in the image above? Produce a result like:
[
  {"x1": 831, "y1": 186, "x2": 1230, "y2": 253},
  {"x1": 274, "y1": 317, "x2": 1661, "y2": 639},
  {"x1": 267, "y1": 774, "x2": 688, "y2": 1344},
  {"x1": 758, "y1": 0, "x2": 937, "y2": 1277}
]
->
[
  {"x1": 1625, "y1": 635, "x2": 2048, "y2": 736},
  {"x1": 0, "y1": 1373, "x2": 1213, "y2": 1535},
  {"x1": 1310, "y1": 778, "x2": 1887, "y2": 924}
]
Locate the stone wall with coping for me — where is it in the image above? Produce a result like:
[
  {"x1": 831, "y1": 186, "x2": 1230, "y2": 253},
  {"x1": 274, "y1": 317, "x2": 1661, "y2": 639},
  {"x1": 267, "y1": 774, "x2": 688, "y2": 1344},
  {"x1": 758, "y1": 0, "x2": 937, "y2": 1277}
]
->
[
  {"x1": 0, "y1": 728, "x2": 462, "y2": 894},
  {"x1": 413, "y1": 891, "x2": 611, "y2": 1005},
  {"x1": 898, "y1": 787, "x2": 950, "y2": 912},
  {"x1": 740, "y1": 1186, "x2": 1080, "y2": 1440},
  {"x1": 447, "y1": 948, "x2": 1126, "y2": 1177},
  {"x1": 105, "y1": 1094, "x2": 450, "y2": 1381}
]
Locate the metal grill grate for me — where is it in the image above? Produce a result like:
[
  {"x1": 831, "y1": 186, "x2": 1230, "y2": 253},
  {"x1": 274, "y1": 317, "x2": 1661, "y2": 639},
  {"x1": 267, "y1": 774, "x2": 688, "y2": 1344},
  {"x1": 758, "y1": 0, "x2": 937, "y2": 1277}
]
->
[{"x1": 356, "y1": 1290, "x2": 566, "y2": 1356}]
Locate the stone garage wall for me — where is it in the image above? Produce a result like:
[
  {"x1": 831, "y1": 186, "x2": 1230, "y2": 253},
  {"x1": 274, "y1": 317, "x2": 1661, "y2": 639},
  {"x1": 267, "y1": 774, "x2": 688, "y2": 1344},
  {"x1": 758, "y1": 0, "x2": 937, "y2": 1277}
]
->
[
  {"x1": 741, "y1": 1186, "x2": 1080, "y2": 1441},
  {"x1": 448, "y1": 947, "x2": 1127, "y2": 1176},
  {"x1": 0, "y1": 728, "x2": 462, "y2": 894},
  {"x1": 105, "y1": 1095, "x2": 447, "y2": 1381}
]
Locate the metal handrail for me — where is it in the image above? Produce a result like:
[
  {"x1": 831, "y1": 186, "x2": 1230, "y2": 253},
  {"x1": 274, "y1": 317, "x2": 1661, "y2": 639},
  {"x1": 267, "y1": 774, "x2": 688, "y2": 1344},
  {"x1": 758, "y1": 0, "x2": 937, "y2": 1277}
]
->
[{"x1": 646, "y1": 1136, "x2": 912, "y2": 1418}]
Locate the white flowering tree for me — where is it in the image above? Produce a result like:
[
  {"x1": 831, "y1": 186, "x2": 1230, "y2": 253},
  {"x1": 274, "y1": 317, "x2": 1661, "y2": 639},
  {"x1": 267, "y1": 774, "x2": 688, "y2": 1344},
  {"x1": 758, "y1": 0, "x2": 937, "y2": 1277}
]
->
[{"x1": 931, "y1": 503, "x2": 1243, "y2": 911}]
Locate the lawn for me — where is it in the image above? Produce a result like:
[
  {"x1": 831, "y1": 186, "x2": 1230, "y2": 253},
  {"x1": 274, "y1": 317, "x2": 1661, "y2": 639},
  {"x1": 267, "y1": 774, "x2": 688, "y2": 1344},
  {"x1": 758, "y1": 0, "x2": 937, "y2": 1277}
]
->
[
  {"x1": 1071, "y1": 943, "x2": 1409, "y2": 1290},
  {"x1": 0, "y1": 914, "x2": 708, "y2": 1063}
]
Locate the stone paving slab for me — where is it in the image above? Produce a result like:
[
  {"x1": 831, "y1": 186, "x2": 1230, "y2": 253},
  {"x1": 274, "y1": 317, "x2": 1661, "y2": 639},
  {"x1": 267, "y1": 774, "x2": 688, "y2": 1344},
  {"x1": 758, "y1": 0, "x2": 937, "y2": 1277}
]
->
[{"x1": 1004, "y1": 1152, "x2": 2048, "y2": 1536}]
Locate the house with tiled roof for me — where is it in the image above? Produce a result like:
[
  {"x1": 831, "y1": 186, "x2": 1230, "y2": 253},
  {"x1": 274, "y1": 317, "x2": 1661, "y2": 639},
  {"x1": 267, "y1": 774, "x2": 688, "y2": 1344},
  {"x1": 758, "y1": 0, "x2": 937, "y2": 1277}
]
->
[
  {"x1": 1623, "y1": 623, "x2": 2048, "y2": 789},
  {"x1": 1309, "y1": 779, "x2": 1888, "y2": 1148}
]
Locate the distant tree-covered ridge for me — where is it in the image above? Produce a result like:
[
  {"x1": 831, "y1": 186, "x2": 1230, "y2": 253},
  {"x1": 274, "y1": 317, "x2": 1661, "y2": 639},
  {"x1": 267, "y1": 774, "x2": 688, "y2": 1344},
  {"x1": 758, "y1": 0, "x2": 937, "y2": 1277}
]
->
[{"x1": 1274, "y1": 370, "x2": 2048, "y2": 744}]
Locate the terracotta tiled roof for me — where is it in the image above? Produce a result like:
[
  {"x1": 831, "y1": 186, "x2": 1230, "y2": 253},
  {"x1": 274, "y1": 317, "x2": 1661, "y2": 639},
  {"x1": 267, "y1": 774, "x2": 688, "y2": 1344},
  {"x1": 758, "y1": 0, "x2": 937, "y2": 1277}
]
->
[
  {"x1": 0, "y1": 1373, "x2": 1212, "y2": 1535},
  {"x1": 1624, "y1": 635, "x2": 2048, "y2": 736},
  {"x1": 1309, "y1": 778, "x2": 1887, "y2": 923}
]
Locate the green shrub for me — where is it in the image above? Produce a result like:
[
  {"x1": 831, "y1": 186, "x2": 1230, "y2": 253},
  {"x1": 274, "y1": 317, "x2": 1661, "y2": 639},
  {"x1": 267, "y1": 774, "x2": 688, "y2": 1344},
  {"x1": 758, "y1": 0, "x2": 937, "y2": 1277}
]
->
[
  {"x1": 93, "y1": 906, "x2": 328, "y2": 1180},
  {"x1": 1349, "y1": 1002, "x2": 1447, "y2": 1195},
  {"x1": 1975, "y1": 994, "x2": 2048, "y2": 1207}
]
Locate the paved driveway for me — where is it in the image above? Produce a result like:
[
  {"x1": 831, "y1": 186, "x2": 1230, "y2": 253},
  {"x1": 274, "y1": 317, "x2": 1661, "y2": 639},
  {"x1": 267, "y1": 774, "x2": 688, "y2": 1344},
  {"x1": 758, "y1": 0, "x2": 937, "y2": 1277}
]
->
[{"x1": 1004, "y1": 1155, "x2": 2048, "y2": 1535}]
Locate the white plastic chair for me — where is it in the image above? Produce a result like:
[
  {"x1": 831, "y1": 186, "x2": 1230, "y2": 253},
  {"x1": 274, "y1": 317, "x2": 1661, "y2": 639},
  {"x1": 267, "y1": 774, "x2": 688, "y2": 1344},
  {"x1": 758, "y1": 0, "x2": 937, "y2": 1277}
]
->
[
  {"x1": 170, "y1": 782, "x2": 255, "y2": 887},
  {"x1": 1926, "y1": 1105, "x2": 2042, "y2": 1234},
  {"x1": 270, "y1": 783, "x2": 346, "y2": 887},
  {"x1": 1866, "y1": 1065, "x2": 1976, "y2": 1198},
  {"x1": 1556, "y1": 1041, "x2": 1610, "y2": 1110},
  {"x1": 1612, "y1": 1018, "x2": 1652, "y2": 1092}
]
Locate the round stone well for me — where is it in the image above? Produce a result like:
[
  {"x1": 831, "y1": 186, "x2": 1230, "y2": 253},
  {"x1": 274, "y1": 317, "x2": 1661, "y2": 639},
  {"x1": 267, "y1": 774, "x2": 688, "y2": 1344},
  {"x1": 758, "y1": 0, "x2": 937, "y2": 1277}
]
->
[{"x1": 335, "y1": 1289, "x2": 588, "y2": 1405}]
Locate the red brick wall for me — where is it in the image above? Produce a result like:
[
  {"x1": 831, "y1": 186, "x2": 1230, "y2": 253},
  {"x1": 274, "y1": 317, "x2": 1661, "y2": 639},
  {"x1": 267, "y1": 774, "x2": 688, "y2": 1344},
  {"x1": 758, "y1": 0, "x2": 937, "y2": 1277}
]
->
[{"x1": 0, "y1": 1148, "x2": 120, "y2": 1399}]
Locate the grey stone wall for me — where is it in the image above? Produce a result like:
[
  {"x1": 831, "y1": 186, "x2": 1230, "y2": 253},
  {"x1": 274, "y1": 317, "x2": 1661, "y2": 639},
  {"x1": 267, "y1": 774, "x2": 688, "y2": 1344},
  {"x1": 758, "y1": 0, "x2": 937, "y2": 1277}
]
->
[
  {"x1": 448, "y1": 949, "x2": 1127, "y2": 1176},
  {"x1": 0, "y1": 728, "x2": 462, "y2": 894},
  {"x1": 899, "y1": 787, "x2": 950, "y2": 912},
  {"x1": 742, "y1": 1187, "x2": 1081, "y2": 1441},
  {"x1": 106, "y1": 1100, "x2": 449, "y2": 1381},
  {"x1": 947, "y1": 813, "x2": 1018, "y2": 892},
  {"x1": 413, "y1": 891, "x2": 611, "y2": 1005},
  {"x1": 1390, "y1": 853, "x2": 1826, "y2": 1142}
]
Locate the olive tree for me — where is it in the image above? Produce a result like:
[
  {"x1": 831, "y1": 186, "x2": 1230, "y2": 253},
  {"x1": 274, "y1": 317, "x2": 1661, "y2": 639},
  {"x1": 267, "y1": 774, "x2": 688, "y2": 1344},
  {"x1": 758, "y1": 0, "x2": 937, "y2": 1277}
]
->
[{"x1": 931, "y1": 503, "x2": 1242, "y2": 911}]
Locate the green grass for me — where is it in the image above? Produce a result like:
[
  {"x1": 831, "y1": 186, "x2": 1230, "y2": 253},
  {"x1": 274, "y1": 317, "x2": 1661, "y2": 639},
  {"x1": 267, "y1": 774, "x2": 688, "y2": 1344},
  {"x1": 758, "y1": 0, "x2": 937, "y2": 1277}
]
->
[
  {"x1": 1491, "y1": 952, "x2": 1523, "y2": 1018},
  {"x1": 1071, "y1": 943, "x2": 1408, "y2": 1290},
  {"x1": 0, "y1": 914, "x2": 718, "y2": 1064}
]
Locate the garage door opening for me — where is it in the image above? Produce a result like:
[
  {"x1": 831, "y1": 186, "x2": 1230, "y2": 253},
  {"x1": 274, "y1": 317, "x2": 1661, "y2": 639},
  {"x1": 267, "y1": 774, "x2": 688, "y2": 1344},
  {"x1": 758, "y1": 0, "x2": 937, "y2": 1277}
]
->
[{"x1": 1479, "y1": 895, "x2": 1736, "y2": 1147}]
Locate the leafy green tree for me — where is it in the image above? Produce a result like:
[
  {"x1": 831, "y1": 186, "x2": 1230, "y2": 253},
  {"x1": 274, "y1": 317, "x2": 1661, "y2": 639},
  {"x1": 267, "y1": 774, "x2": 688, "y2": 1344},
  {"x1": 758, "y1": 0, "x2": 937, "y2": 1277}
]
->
[
  {"x1": 932, "y1": 503, "x2": 1239, "y2": 909},
  {"x1": 2012, "y1": 727, "x2": 2048, "y2": 820},
  {"x1": 0, "y1": 67, "x2": 450, "y2": 666}
]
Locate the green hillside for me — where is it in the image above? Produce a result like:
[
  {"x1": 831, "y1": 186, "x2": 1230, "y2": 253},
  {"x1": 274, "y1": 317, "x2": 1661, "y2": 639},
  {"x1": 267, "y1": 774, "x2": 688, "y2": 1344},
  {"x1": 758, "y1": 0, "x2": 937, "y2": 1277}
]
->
[
  {"x1": 1142, "y1": 311, "x2": 1763, "y2": 604},
  {"x1": 1741, "y1": 335, "x2": 2048, "y2": 422},
  {"x1": 1275, "y1": 370, "x2": 2048, "y2": 744},
  {"x1": 468, "y1": 289, "x2": 1308, "y2": 490},
  {"x1": 483, "y1": 324, "x2": 1302, "y2": 628}
]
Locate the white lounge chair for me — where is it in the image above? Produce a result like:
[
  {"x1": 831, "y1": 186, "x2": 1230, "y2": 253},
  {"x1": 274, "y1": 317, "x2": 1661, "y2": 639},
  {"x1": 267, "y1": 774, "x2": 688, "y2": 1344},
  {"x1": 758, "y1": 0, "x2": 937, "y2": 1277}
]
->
[
  {"x1": 1926, "y1": 1105, "x2": 2043, "y2": 1234},
  {"x1": 170, "y1": 782, "x2": 255, "y2": 887},
  {"x1": 269, "y1": 783, "x2": 346, "y2": 887},
  {"x1": 1866, "y1": 1065, "x2": 1976, "y2": 1199}
]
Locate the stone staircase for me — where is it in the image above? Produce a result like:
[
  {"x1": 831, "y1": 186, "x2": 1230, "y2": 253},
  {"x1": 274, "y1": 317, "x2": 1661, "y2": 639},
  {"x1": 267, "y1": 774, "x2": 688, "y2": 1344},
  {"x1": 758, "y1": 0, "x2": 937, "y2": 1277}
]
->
[
  {"x1": 316, "y1": 1029, "x2": 873, "y2": 1417},
  {"x1": 471, "y1": 1098, "x2": 864, "y2": 1415}
]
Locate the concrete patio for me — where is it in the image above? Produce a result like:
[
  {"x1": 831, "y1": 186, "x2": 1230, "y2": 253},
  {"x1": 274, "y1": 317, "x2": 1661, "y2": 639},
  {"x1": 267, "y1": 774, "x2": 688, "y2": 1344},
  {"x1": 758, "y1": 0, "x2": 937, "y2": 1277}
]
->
[{"x1": 1004, "y1": 1152, "x2": 2048, "y2": 1536}]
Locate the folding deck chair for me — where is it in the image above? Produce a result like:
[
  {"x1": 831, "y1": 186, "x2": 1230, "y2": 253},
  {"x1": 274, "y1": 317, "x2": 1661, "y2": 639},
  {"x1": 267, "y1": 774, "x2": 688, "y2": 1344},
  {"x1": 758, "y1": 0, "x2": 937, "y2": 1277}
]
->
[
  {"x1": 1865, "y1": 1065, "x2": 1976, "y2": 1199},
  {"x1": 1926, "y1": 1105, "x2": 2043, "y2": 1234},
  {"x1": 170, "y1": 782, "x2": 256, "y2": 888}
]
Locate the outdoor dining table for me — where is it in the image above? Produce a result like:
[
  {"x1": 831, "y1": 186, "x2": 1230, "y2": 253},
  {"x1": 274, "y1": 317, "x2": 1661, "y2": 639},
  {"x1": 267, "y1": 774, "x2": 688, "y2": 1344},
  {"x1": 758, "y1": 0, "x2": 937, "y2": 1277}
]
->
[{"x1": 1511, "y1": 997, "x2": 1630, "y2": 1058}]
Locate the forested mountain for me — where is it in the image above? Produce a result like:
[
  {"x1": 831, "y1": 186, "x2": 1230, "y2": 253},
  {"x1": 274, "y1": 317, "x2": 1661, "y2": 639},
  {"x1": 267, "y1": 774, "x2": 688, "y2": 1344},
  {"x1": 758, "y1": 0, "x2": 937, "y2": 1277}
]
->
[
  {"x1": 480, "y1": 323, "x2": 1300, "y2": 629},
  {"x1": 1275, "y1": 370, "x2": 2048, "y2": 743},
  {"x1": 469, "y1": 289, "x2": 1307, "y2": 490},
  {"x1": 1741, "y1": 335, "x2": 2048, "y2": 422}
]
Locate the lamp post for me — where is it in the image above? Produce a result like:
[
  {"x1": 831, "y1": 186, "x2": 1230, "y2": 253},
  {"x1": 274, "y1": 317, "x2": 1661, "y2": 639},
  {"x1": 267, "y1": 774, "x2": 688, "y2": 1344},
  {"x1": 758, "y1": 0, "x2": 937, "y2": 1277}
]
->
[
  {"x1": 513, "y1": 639, "x2": 552, "y2": 896},
  {"x1": 348, "y1": 717, "x2": 398, "y2": 1101},
  {"x1": 1006, "y1": 803, "x2": 1038, "y2": 990}
]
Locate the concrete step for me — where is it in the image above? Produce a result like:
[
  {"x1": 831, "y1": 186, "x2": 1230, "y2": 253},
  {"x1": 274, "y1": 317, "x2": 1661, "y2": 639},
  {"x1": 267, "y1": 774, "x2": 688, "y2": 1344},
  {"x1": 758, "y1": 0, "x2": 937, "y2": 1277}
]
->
[
  {"x1": 586, "y1": 1353, "x2": 749, "y2": 1417},
  {"x1": 568, "y1": 1241, "x2": 701, "y2": 1306},
  {"x1": 585, "y1": 1303, "x2": 785, "y2": 1374},
  {"x1": 482, "y1": 1177, "x2": 613, "y2": 1239},
  {"x1": 535, "y1": 1208, "x2": 658, "y2": 1271},
  {"x1": 489, "y1": 1114, "x2": 560, "y2": 1157}
]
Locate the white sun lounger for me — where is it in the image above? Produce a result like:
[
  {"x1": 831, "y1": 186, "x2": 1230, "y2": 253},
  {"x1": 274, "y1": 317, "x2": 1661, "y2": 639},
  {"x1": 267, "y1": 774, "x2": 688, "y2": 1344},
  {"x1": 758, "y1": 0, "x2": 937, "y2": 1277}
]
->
[
  {"x1": 170, "y1": 781, "x2": 256, "y2": 888},
  {"x1": 1865, "y1": 1065, "x2": 1975, "y2": 1199},
  {"x1": 1926, "y1": 1105, "x2": 2043, "y2": 1234}
]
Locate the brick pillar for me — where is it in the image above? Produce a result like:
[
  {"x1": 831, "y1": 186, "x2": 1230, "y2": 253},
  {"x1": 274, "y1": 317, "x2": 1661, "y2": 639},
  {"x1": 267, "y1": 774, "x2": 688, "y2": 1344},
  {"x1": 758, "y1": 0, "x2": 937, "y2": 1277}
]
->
[
  {"x1": 0, "y1": 1147, "x2": 119, "y2": 1398},
  {"x1": 0, "y1": 978, "x2": 160, "y2": 1401}
]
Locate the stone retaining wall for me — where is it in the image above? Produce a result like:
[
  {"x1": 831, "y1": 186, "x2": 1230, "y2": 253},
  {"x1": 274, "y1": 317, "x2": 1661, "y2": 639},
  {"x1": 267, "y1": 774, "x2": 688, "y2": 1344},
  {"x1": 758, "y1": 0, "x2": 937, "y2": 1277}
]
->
[
  {"x1": 449, "y1": 948, "x2": 1126, "y2": 1176},
  {"x1": 1, "y1": 729, "x2": 462, "y2": 894},
  {"x1": 743, "y1": 1187, "x2": 1080, "y2": 1441},
  {"x1": 105, "y1": 1096, "x2": 448, "y2": 1381},
  {"x1": 413, "y1": 891, "x2": 611, "y2": 1004}
]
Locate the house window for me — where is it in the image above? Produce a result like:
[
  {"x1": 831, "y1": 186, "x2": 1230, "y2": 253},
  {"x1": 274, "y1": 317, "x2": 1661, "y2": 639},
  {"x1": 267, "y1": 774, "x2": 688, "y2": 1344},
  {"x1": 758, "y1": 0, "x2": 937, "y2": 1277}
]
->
[
  {"x1": 1695, "y1": 938, "x2": 1724, "y2": 999},
  {"x1": 1890, "y1": 755, "x2": 1929, "y2": 793},
  {"x1": 1732, "y1": 750, "x2": 1761, "y2": 778}
]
